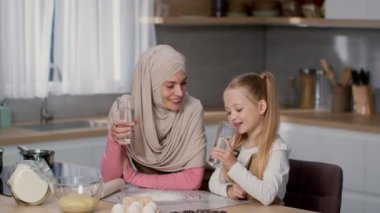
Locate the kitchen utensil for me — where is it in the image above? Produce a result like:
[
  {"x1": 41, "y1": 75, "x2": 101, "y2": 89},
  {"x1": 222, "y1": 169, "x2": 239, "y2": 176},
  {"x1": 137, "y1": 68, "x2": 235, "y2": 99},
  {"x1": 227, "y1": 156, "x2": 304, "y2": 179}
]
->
[
  {"x1": 331, "y1": 85, "x2": 351, "y2": 113},
  {"x1": 251, "y1": 0, "x2": 281, "y2": 17},
  {"x1": 0, "y1": 148, "x2": 3, "y2": 174},
  {"x1": 341, "y1": 67, "x2": 352, "y2": 86},
  {"x1": 359, "y1": 69, "x2": 370, "y2": 85},
  {"x1": 352, "y1": 85, "x2": 375, "y2": 116},
  {"x1": 0, "y1": 102, "x2": 12, "y2": 128},
  {"x1": 7, "y1": 160, "x2": 53, "y2": 205},
  {"x1": 351, "y1": 70, "x2": 360, "y2": 85},
  {"x1": 320, "y1": 58, "x2": 336, "y2": 85},
  {"x1": 285, "y1": 75, "x2": 300, "y2": 108},
  {"x1": 51, "y1": 176, "x2": 103, "y2": 213},
  {"x1": 100, "y1": 178, "x2": 124, "y2": 199},
  {"x1": 315, "y1": 69, "x2": 331, "y2": 111},
  {"x1": 19, "y1": 148, "x2": 55, "y2": 168},
  {"x1": 17, "y1": 146, "x2": 28, "y2": 153},
  {"x1": 212, "y1": 0, "x2": 228, "y2": 17}
]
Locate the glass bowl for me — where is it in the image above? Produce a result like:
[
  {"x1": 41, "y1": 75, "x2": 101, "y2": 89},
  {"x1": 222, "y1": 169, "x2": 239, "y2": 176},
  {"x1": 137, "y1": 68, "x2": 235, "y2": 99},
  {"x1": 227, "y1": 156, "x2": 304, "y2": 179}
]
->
[{"x1": 51, "y1": 176, "x2": 104, "y2": 213}]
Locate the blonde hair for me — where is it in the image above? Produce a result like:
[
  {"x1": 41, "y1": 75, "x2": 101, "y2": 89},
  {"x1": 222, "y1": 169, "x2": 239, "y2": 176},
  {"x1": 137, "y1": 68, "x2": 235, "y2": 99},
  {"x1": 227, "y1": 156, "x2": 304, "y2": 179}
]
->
[{"x1": 221, "y1": 71, "x2": 280, "y2": 180}]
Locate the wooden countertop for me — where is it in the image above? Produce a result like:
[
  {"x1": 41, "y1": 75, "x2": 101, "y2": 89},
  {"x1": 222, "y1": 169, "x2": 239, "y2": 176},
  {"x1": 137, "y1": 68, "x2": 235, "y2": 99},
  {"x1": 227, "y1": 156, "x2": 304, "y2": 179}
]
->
[
  {"x1": 0, "y1": 109, "x2": 379, "y2": 146},
  {"x1": 0, "y1": 194, "x2": 315, "y2": 213},
  {"x1": 280, "y1": 109, "x2": 380, "y2": 134}
]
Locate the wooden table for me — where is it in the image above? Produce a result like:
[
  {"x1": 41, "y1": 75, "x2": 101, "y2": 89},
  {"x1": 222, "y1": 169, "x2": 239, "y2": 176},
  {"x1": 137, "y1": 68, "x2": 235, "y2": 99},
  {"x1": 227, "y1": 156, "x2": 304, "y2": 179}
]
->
[{"x1": 0, "y1": 194, "x2": 316, "y2": 213}]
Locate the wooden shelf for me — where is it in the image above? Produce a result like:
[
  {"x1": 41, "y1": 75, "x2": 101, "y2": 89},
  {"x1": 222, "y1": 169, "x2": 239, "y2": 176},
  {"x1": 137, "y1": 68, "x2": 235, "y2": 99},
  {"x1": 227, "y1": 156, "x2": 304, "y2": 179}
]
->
[{"x1": 153, "y1": 16, "x2": 380, "y2": 29}]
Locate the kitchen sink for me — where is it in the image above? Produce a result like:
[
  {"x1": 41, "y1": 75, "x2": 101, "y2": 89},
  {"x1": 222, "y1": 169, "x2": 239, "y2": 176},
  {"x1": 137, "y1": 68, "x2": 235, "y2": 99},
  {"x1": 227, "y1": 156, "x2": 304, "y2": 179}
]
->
[{"x1": 20, "y1": 119, "x2": 108, "y2": 131}]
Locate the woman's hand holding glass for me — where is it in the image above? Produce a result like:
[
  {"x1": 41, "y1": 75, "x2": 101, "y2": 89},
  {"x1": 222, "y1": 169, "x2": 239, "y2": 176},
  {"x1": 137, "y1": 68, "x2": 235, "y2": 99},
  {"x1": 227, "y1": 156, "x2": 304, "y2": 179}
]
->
[
  {"x1": 113, "y1": 95, "x2": 135, "y2": 145},
  {"x1": 112, "y1": 120, "x2": 135, "y2": 146}
]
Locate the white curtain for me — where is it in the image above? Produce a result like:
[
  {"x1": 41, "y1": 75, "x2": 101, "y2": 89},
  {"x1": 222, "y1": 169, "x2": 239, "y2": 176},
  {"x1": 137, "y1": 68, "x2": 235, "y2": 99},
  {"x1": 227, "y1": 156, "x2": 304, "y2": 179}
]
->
[
  {"x1": 53, "y1": 0, "x2": 156, "y2": 95},
  {"x1": 0, "y1": 0, "x2": 54, "y2": 99}
]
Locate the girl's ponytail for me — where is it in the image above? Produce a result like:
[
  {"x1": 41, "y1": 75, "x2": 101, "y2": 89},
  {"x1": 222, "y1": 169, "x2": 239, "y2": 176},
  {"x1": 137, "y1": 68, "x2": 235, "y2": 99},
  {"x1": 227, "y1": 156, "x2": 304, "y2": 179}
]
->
[{"x1": 251, "y1": 71, "x2": 280, "y2": 178}]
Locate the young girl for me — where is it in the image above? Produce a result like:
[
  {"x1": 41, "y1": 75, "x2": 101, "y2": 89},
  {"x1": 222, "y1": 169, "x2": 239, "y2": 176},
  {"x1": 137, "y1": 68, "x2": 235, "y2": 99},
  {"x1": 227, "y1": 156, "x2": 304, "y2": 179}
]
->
[{"x1": 208, "y1": 71, "x2": 290, "y2": 205}]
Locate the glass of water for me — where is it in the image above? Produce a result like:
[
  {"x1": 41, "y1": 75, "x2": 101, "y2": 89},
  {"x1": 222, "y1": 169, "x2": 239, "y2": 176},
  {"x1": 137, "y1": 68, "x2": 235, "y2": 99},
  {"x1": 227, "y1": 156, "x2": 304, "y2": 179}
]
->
[
  {"x1": 116, "y1": 95, "x2": 135, "y2": 144},
  {"x1": 208, "y1": 121, "x2": 235, "y2": 167}
]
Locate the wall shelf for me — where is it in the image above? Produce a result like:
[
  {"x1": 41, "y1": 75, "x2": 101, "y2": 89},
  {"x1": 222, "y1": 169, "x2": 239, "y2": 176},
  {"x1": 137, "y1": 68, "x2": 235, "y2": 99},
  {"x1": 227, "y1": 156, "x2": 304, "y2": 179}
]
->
[{"x1": 154, "y1": 16, "x2": 380, "y2": 29}]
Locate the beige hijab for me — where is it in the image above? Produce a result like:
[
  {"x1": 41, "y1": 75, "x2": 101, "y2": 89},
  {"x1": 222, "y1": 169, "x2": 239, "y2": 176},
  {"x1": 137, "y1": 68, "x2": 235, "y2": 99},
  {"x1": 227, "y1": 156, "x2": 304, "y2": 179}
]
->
[{"x1": 108, "y1": 45, "x2": 206, "y2": 172}]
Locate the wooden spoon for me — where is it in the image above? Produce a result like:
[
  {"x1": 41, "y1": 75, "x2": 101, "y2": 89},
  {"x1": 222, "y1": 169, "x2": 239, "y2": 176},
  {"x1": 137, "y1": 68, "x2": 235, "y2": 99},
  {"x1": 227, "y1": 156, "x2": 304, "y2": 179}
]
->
[
  {"x1": 341, "y1": 67, "x2": 352, "y2": 86},
  {"x1": 320, "y1": 58, "x2": 336, "y2": 85}
]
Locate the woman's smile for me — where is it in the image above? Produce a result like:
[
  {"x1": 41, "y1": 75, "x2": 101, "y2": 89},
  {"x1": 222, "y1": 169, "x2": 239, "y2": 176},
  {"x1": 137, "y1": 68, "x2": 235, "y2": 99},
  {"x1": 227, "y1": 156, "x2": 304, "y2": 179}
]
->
[{"x1": 161, "y1": 71, "x2": 187, "y2": 111}]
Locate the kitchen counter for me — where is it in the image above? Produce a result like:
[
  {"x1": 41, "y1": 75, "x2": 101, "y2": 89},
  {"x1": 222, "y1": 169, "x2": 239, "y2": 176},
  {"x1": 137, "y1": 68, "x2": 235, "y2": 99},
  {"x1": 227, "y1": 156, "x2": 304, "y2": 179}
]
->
[
  {"x1": 280, "y1": 109, "x2": 380, "y2": 134},
  {"x1": 0, "y1": 109, "x2": 379, "y2": 146}
]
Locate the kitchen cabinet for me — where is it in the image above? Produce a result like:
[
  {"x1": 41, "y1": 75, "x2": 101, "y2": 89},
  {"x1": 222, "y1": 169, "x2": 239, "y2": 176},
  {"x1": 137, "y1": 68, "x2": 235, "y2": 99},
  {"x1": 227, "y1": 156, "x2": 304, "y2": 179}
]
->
[
  {"x1": 1, "y1": 136, "x2": 107, "y2": 168},
  {"x1": 162, "y1": 0, "x2": 380, "y2": 22},
  {"x1": 279, "y1": 122, "x2": 380, "y2": 213}
]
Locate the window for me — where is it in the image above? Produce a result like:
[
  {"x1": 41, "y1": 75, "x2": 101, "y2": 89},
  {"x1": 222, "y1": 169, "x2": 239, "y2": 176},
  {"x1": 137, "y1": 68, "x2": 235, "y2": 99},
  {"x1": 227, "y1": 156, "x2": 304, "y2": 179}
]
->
[{"x1": 0, "y1": 0, "x2": 156, "y2": 99}]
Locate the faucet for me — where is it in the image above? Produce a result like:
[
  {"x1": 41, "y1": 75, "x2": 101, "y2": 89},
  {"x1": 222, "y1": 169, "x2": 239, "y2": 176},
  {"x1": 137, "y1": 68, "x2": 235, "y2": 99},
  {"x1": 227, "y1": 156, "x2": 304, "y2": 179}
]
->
[
  {"x1": 40, "y1": 97, "x2": 53, "y2": 124},
  {"x1": 40, "y1": 64, "x2": 62, "y2": 124}
]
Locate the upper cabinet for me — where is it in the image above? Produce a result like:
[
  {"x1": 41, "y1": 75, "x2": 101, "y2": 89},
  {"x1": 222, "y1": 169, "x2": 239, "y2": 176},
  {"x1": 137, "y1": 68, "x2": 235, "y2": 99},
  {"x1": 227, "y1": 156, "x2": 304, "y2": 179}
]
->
[{"x1": 153, "y1": 17, "x2": 380, "y2": 29}]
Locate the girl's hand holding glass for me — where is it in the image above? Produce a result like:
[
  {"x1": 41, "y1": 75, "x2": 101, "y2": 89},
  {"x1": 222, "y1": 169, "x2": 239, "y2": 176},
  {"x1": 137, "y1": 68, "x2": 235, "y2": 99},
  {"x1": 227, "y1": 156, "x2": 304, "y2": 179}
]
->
[
  {"x1": 208, "y1": 121, "x2": 235, "y2": 167},
  {"x1": 210, "y1": 140, "x2": 237, "y2": 170}
]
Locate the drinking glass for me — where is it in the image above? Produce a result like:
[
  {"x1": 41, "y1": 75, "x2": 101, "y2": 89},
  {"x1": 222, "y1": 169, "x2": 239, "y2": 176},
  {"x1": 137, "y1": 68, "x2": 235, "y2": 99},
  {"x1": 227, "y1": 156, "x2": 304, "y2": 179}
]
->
[
  {"x1": 207, "y1": 121, "x2": 235, "y2": 167},
  {"x1": 116, "y1": 95, "x2": 135, "y2": 144}
]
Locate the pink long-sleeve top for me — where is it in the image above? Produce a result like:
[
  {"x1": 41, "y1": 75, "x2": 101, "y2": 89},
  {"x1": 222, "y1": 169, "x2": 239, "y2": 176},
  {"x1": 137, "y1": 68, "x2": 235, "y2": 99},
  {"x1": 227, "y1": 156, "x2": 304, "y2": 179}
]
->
[{"x1": 100, "y1": 132, "x2": 204, "y2": 190}]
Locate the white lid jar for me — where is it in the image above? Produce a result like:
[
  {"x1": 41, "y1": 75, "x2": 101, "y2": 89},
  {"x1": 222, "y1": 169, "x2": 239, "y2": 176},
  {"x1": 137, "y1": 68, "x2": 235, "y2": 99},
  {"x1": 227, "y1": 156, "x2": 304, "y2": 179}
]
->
[{"x1": 6, "y1": 160, "x2": 51, "y2": 205}]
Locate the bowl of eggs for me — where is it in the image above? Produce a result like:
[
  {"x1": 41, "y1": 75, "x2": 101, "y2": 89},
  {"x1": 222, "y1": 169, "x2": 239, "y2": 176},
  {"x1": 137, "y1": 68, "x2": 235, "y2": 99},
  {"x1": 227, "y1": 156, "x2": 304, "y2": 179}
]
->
[{"x1": 51, "y1": 176, "x2": 103, "y2": 213}]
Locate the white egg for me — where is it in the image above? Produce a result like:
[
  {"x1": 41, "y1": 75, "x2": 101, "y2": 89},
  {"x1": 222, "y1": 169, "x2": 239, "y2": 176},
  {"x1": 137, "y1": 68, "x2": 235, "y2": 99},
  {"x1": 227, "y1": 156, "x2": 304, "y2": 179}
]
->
[
  {"x1": 111, "y1": 204, "x2": 125, "y2": 213},
  {"x1": 142, "y1": 202, "x2": 158, "y2": 213},
  {"x1": 127, "y1": 201, "x2": 141, "y2": 213}
]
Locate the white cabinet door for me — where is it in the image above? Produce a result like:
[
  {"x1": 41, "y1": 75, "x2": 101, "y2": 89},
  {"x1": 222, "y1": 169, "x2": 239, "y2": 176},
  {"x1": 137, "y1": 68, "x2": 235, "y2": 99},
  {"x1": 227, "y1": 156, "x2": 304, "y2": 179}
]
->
[{"x1": 279, "y1": 122, "x2": 380, "y2": 213}]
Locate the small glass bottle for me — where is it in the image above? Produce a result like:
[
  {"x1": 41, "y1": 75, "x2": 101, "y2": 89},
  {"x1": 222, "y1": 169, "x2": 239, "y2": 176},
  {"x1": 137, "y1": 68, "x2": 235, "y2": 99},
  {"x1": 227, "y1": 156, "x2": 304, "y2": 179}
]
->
[
  {"x1": 285, "y1": 76, "x2": 300, "y2": 108},
  {"x1": 315, "y1": 69, "x2": 331, "y2": 111},
  {"x1": 299, "y1": 68, "x2": 316, "y2": 109}
]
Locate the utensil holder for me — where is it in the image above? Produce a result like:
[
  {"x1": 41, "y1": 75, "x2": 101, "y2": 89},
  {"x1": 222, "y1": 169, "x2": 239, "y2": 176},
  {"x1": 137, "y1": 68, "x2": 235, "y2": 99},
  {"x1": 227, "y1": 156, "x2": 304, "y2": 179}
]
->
[
  {"x1": 331, "y1": 85, "x2": 351, "y2": 113},
  {"x1": 352, "y1": 85, "x2": 375, "y2": 116},
  {"x1": 0, "y1": 105, "x2": 12, "y2": 128}
]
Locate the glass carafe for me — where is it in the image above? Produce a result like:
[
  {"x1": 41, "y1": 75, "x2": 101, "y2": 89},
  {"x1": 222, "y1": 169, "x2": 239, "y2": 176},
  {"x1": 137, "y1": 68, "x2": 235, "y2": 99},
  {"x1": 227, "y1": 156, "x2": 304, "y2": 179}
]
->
[{"x1": 285, "y1": 75, "x2": 300, "y2": 108}]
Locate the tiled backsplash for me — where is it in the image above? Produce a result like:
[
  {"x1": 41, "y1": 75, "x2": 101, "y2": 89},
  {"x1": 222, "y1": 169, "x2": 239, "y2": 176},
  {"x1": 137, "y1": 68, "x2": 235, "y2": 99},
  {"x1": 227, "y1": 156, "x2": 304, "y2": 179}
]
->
[
  {"x1": 6, "y1": 25, "x2": 380, "y2": 122},
  {"x1": 157, "y1": 25, "x2": 380, "y2": 111},
  {"x1": 156, "y1": 26, "x2": 266, "y2": 107}
]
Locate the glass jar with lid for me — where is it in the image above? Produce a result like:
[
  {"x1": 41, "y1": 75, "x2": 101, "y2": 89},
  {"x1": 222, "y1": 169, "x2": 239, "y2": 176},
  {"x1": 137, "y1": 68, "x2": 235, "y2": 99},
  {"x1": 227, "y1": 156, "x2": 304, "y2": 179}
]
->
[
  {"x1": 6, "y1": 160, "x2": 55, "y2": 205},
  {"x1": 285, "y1": 75, "x2": 300, "y2": 108},
  {"x1": 299, "y1": 68, "x2": 316, "y2": 109}
]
